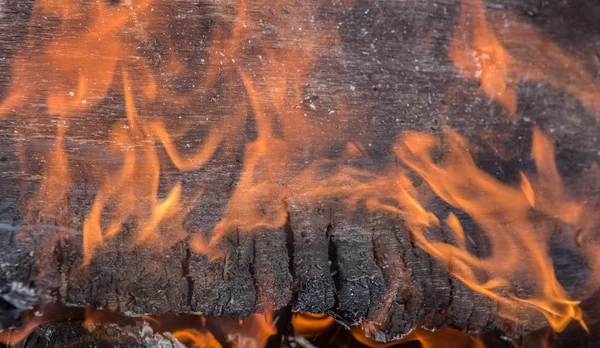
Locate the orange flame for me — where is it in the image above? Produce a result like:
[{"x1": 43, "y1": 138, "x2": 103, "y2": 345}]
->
[
  {"x1": 0, "y1": 315, "x2": 48, "y2": 345},
  {"x1": 0, "y1": 0, "x2": 153, "y2": 118},
  {"x1": 353, "y1": 323, "x2": 486, "y2": 348},
  {"x1": 2, "y1": 0, "x2": 347, "y2": 263},
  {"x1": 449, "y1": 0, "x2": 515, "y2": 113},
  {"x1": 291, "y1": 313, "x2": 335, "y2": 338},
  {"x1": 168, "y1": 316, "x2": 223, "y2": 348},
  {"x1": 170, "y1": 312, "x2": 277, "y2": 348},
  {"x1": 173, "y1": 329, "x2": 222, "y2": 348},
  {"x1": 391, "y1": 127, "x2": 587, "y2": 332},
  {"x1": 228, "y1": 312, "x2": 277, "y2": 348},
  {"x1": 0, "y1": 304, "x2": 65, "y2": 345},
  {"x1": 450, "y1": 0, "x2": 600, "y2": 116},
  {"x1": 81, "y1": 70, "x2": 200, "y2": 265},
  {"x1": 0, "y1": 0, "x2": 597, "y2": 342}
]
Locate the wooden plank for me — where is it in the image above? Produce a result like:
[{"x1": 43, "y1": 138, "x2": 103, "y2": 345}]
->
[{"x1": 0, "y1": 0, "x2": 598, "y2": 343}]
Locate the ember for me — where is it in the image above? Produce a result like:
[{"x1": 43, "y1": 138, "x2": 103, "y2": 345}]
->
[{"x1": 0, "y1": 0, "x2": 599, "y2": 347}]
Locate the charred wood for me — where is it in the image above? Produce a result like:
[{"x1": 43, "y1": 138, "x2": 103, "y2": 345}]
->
[{"x1": 0, "y1": 0, "x2": 599, "y2": 345}]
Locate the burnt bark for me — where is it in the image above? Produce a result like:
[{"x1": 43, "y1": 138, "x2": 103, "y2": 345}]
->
[
  {"x1": 0, "y1": 202, "x2": 595, "y2": 340},
  {"x1": 0, "y1": 0, "x2": 599, "y2": 345}
]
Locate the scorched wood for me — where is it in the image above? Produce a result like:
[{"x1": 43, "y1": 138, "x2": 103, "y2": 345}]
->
[{"x1": 0, "y1": 0, "x2": 599, "y2": 344}]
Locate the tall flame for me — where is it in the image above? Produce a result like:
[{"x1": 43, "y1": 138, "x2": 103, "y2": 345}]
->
[
  {"x1": 391, "y1": 127, "x2": 587, "y2": 332},
  {"x1": 0, "y1": 0, "x2": 597, "y2": 342}
]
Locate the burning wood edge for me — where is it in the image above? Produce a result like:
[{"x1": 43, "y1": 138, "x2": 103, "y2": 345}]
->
[
  {"x1": 1, "y1": 128, "x2": 596, "y2": 345},
  {"x1": 0, "y1": 0, "x2": 599, "y2": 346},
  {"x1": 0, "y1": 304, "x2": 594, "y2": 347},
  {"x1": 0, "y1": 120, "x2": 597, "y2": 344},
  {"x1": 0, "y1": 191, "x2": 595, "y2": 346}
]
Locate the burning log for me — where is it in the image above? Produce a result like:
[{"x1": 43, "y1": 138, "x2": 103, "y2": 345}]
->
[{"x1": 1, "y1": 0, "x2": 600, "y2": 346}]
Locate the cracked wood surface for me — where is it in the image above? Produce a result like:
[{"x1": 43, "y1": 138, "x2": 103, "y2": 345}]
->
[{"x1": 0, "y1": 0, "x2": 599, "y2": 343}]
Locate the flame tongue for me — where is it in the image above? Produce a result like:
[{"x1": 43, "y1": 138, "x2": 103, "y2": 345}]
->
[
  {"x1": 352, "y1": 324, "x2": 486, "y2": 348},
  {"x1": 449, "y1": 0, "x2": 515, "y2": 113},
  {"x1": 450, "y1": 0, "x2": 600, "y2": 116},
  {"x1": 0, "y1": 0, "x2": 598, "y2": 343},
  {"x1": 392, "y1": 127, "x2": 586, "y2": 332}
]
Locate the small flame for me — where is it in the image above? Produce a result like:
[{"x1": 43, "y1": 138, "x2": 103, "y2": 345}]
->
[
  {"x1": 173, "y1": 329, "x2": 222, "y2": 348},
  {"x1": 29, "y1": 122, "x2": 70, "y2": 221},
  {"x1": 449, "y1": 0, "x2": 515, "y2": 113},
  {"x1": 170, "y1": 316, "x2": 222, "y2": 348},
  {"x1": 291, "y1": 313, "x2": 335, "y2": 338},
  {"x1": 169, "y1": 312, "x2": 277, "y2": 348},
  {"x1": 0, "y1": 315, "x2": 47, "y2": 345},
  {"x1": 82, "y1": 70, "x2": 198, "y2": 265},
  {"x1": 228, "y1": 312, "x2": 277, "y2": 348},
  {"x1": 0, "y1": 0, "x2": 152, "y2": 118},
  {"x1": 161, "y1": 309, "x2": 277, "y2": 348},
  {"x1": 450, "y1": 0, "x2": 600, "y2": 116},
  {"x1": 0, "y1": 304, "x2": 64, "y2": 345},
  {"x1": 353, "y1": 323, "x2": 485, "y2": 348}
]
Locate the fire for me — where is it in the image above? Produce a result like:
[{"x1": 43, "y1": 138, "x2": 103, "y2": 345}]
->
[
  {"x1": 227, "y1": 312, "x2": 277, "y2": 348},
  {"x1": 390, "y1": 127, "x2": 588, "y2": 331},
  {"x1": 353, "y1": 324, "x2": 485, "y2": 348},
  {"x1": 449, "y1": 0, "x2": 514, "y2": 113},
  {"x1": 291, "y1": 313, "x2": 335, "y2": 338},
  {"x1": 170, "y1": 312, "x2": 276, "y2": 348},
  {"x1": 173, "y1": 329, "x2": 222, "y2": 348},
  {"x1": 0, "y1": 317, "x2": 46, "y2": 346},
  {"x1": 81, "y1": 70, "x2": 199, "y2": 265},
  {"x1": 287, "y1": 125, "x2": 593, "y2": 333},
  {"x1": 0, "y1": 0, "x2": 154, "y2": 118},
  {"x1": 0, "y1": 303, "x2": 70, "y2": 346},
  {"x1": 165, "y1": 316, "x2": 223, "y2": 348},
  {"x1": 1, "y1": 0, "x2": 348, "y2": 262},
  {"x1": 0, "y1": 311, "x2": 51, "y2": 346},
  {"x1": 196, "y1": 0, "x2": 349, "y2": 254},
  {"x1": 450, "y1": 0, "x2": 600, "y2": 117},
  {"x1": 0, "y1": 0, "x2": 598, "y2": 345}
]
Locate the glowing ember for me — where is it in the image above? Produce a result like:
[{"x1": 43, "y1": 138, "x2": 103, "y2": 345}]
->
[
  {"x1": 291, "y1": 313, "x2": 335, "y2": 338},
  {"x1": 354, "y1": 323, "x2": 486, "y2": 348}
]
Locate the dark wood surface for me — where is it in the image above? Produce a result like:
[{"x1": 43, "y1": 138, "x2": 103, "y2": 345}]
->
[{"x1": 0, "y1": 0, "x2": 599, "y2": 345}]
